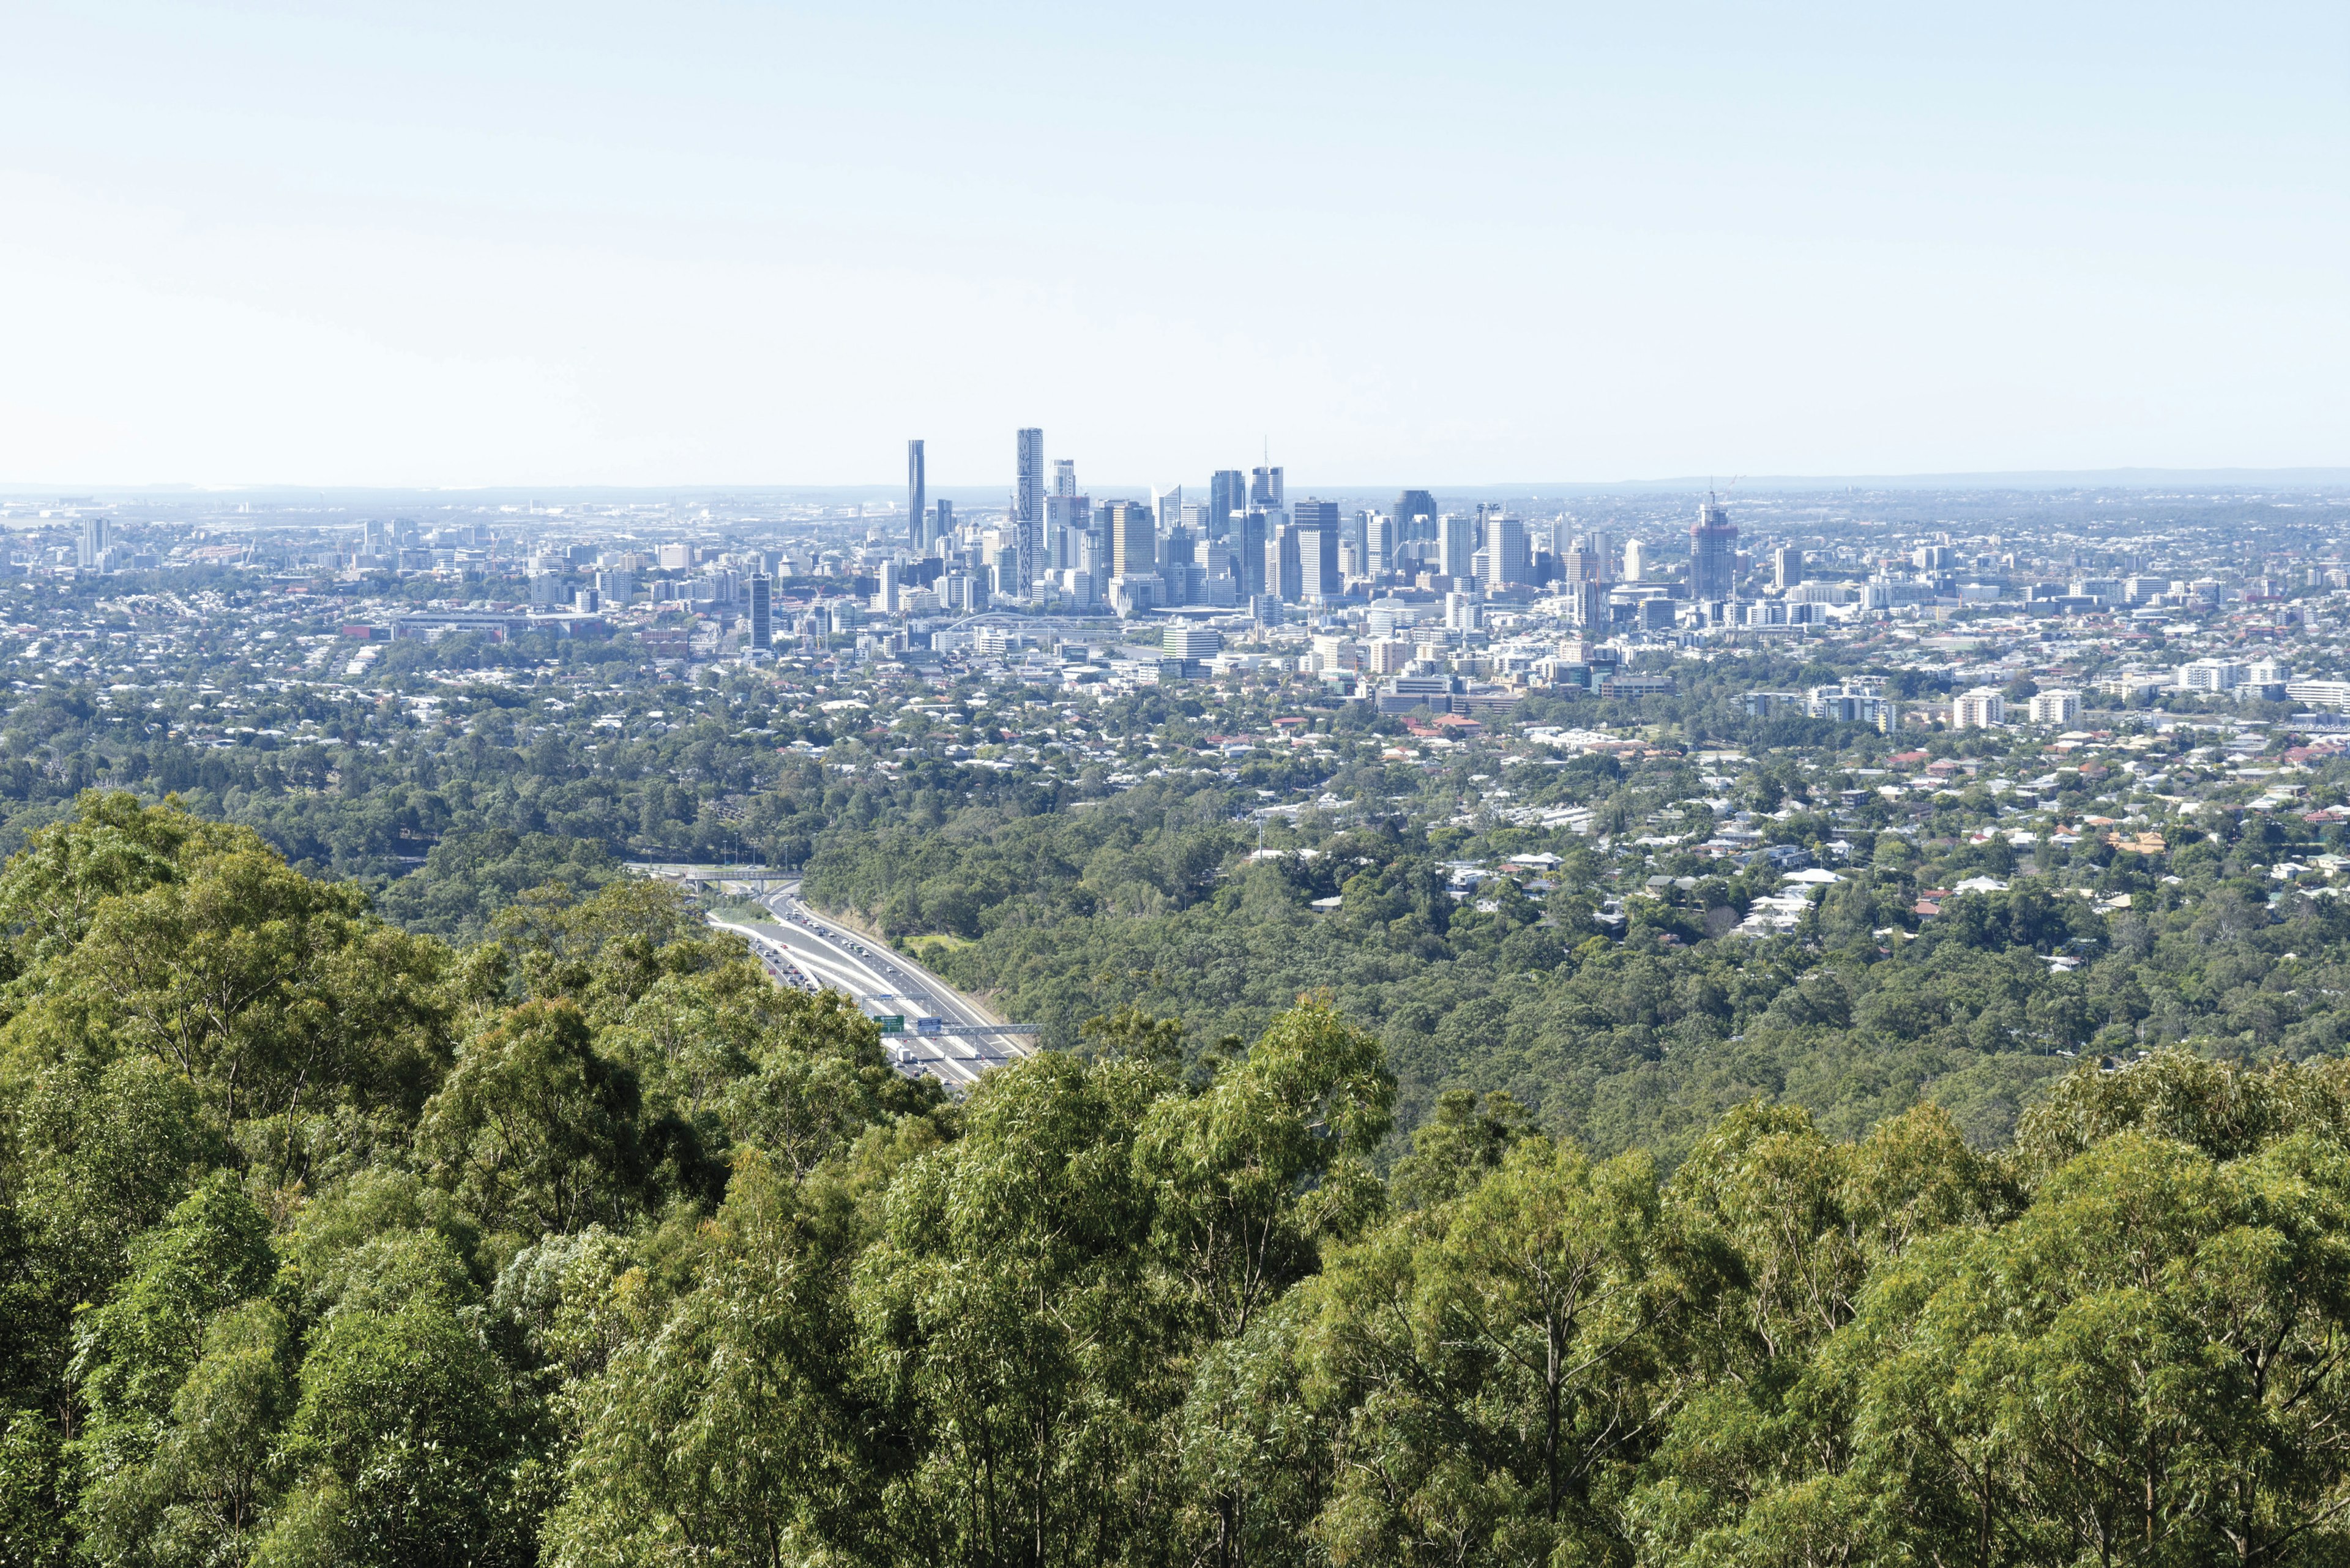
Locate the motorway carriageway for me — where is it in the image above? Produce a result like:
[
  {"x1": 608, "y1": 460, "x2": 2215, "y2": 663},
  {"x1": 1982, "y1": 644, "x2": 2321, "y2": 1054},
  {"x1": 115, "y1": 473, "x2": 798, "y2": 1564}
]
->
[{"x1": 709, "y1": 881, "x2": 1028, "y2": 1089}]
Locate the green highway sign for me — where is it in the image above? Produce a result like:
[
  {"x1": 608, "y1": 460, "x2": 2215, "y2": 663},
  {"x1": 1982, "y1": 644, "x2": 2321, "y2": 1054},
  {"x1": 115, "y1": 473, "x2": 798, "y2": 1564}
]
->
[{"x1": 875, "y1": 1015, "x2": 905, "y2": 1034}]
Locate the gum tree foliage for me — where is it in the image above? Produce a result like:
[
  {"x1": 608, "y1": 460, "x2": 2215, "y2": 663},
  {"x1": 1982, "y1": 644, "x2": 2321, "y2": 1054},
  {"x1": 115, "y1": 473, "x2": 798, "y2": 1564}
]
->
[{"x1": 6, "y1": 794, "x2": 2350, "y2": 1564}]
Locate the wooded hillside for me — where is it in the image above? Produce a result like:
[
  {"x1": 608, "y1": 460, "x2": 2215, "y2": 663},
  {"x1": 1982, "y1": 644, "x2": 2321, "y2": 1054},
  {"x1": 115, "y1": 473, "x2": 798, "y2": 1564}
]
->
[{"x1": 5, "y1": 793, "x2": 2350, "y2": 1566}]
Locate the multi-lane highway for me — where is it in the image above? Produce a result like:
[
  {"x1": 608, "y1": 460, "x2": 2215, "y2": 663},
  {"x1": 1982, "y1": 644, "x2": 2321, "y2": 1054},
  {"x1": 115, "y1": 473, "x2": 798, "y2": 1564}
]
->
[{"x1": 709, "y1": 879, "x2": 1031, "y2": 1088}]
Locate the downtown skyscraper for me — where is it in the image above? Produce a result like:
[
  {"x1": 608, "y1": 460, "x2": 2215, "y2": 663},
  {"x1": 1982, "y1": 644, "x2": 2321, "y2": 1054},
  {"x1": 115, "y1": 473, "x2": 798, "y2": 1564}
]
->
[
  {"x1": 1690, "y1": 496, "x2": 1739, "y2": 602},
  {"x1": 1439, "y1": 513, "x2": 1477, "y2": 580},
  {"x1": 1290, "y1": 499, "x2": 1341, "y2": 602},
  {"x1": 748, "y1": 573, "x2": 772, "y2": 652},
  {"x1": 1479, "y1": 515, "x2": 1529, "y2": 591},
  {"x1": 1105, "y1": 499, "x2": 1156, "y2": 580},
  {"x1": 1209, "y1": 470, "x2": 1246, "y2": 540},
  {"x1": 1394, "y1": 489, "x2": 1438, "y2": 540},
  {"x1": 907, "y1": 439, "x2": 927, "y2": 550},
  {"x1": 1014, "y1": 427, "x2": 1043, "y2": 594}
]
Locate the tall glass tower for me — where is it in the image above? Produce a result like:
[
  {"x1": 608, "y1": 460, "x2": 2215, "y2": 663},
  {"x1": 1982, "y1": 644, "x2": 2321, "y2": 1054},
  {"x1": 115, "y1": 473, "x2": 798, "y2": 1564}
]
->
[
  {"x1": 748, "y1": 574, "x2": 772, "y2": 652},
  {"x1": 1209, "y1": 470, "x2": 1246, "y2": 540},
  {"x1": 907, "y1": 439, "x2": 926, "y2": 549},
  {"x1": 1106, "y1": 500, "x2": 1157, "y2": 580},
  {"x1": 1689, "y1": 496, "x2": 1738, "y2": 601}
]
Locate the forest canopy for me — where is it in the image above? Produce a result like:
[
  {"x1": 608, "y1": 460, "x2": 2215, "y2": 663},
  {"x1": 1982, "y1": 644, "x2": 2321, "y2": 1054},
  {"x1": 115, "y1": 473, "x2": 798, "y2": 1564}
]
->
[
  {"x1": 800, "y1": 761, "x2": 2350, "y2": 1162},
  {"x1": 5, "y1": 793, "x2": 2350, "y2": 1565}
]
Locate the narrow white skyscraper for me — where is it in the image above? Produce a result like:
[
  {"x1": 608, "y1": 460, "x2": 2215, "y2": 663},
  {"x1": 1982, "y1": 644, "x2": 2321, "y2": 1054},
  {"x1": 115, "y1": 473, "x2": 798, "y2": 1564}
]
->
[{"x1": 1439, "y1": 514, "x2": 1476, "y2": 580}]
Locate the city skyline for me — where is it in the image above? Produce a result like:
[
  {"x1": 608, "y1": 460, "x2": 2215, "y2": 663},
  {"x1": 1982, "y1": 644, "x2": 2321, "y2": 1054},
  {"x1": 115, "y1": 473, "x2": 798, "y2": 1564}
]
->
[{"x1": 9, "y1": 465, "x2": 2350, "y2": 506}]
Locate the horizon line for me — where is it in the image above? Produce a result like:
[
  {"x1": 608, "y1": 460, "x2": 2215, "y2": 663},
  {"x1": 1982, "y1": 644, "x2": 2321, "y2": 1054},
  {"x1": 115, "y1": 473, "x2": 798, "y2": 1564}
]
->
[{"x1": 4, "y1": 465, "x2": 2349, "y2": 501}]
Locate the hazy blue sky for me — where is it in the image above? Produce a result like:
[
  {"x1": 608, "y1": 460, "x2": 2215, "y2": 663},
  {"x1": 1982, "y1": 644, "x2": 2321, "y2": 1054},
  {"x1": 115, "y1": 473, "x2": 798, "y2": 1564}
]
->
[{"x1": 2, "y1": 1, "x2": 2343, "y2": 488}]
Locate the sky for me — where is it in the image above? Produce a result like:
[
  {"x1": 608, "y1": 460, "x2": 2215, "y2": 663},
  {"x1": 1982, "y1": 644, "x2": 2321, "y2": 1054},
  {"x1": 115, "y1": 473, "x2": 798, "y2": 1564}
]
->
[{"x1": 2, "y1": 1, "x2": 2344, "y2": 490}]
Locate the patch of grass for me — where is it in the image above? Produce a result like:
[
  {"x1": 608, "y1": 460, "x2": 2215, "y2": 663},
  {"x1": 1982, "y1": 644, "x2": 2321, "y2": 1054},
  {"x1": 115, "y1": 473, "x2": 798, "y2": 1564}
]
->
[
  {"x1": 904, "y1": 932, "x2": 974, "y2": 961},
  {"x1": 699, "y1": 894, "x2": 774, "y2": 924}
]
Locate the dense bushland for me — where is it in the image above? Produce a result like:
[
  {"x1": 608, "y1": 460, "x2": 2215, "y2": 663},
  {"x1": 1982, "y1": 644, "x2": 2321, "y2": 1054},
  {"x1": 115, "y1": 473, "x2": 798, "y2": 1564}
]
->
[{"x1": 7, "y1": 793, "x2": 2350, "y2": 1565}]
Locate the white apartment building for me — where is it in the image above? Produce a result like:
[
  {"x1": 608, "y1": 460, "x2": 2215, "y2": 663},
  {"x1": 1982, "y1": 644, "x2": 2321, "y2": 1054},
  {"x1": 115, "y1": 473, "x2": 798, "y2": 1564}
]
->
[
  {"x1": 1309, "y1": 633, "x2": 1363, "y2": 671},
  {"x1": 2177, "y1": 659, "x2": 2245, "y2": 692},
  {"x1": 2287, "y1": 680, "x2": 2350, "y2": 711},
  {"x1": 2026, "y1": 689, "x2": 2082, "y2": 725},
  {"x1": 1805, "y1": 684, "x2": 1899, "y2": 733},
  {"x1": 1163, "y1": 624, "x2": 1222, "y2": 660},
  {"x1": 2098, "y1": 670, "x2": 2171, "y2": 700},
  {"x1": 1953, "y1": 687, "x2": 2007, "y2": 729}
]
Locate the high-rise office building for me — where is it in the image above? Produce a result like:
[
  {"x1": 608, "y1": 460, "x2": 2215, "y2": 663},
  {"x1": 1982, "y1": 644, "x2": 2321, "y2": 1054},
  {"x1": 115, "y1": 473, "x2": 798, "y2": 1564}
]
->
[
  {"x1": 1366, "y1": 512, "x2": 1397, "y2": 577},
  {"x1": 1567, "y1": 580, "x2": 1606, "y2": 628},
  {"x1": 1290, "y1": 499, "x2": 1340, "y2": 534},
  {"x1": 748, "y1": 574, "x2": 772, "y2": 651},
  {"x1": 1394, "y1": 490, "x2": 1438, "y2": 540},
  {"x1": 1439, "y1": 514, "x2": 1477, "y2": 580},
  {"x1": 1160, "y1": 528, "x2": 1200, "y2": 607},
  {"x1": 907, "y1": 439, "x2": 926, "y2": 550},
  {"x1": 1772, "y1": 545, "x2": 1804, "y2": 591},
  {"x1": 1209, "y1": 470, "x2": 1246, "y2": 540},
  {"x1": 1046, "y1": 493, "x2": 1091, "y2": 572},
  {"x1": 1269, "y1": 523, "x2": 1303, "y2": 602},
  {"x1": 1689, "y1": 497, "x2": 1738, "y2": 601},
  {"x1": 1250, "y1": 465, "x2": 1285, "y2": 508},
  {"x1": 1237, "y1": 509, "x2": 1270, "y2": 598},
  {"x1": 930, "y1": 499, "x2": 954, "y2": 548},
  {"x1": 1298, "y1": 528, "x2": 1339, "y2": 601},
  {"x1": 1480, "y1": 516, "x2": 1529, "y2": 590},
  {"x1": 1624, "y1": 539, "x2": 1649, "y2": 582},
  {"x1": 1106, "y1": 500, "x2": 1157, "y2": 580},
  {"x1": 1288, "y1": 499, "x2": 1341, "y2": 601},
  {"x1": 1154, "y1": 486, "x2": 1184, "y2": 534},
  {"x1": 1054, "y1": 458, "x2": 1076, "y2": 498},
  {"x1": 1584, "y1": 529, "x2": 1616, "y2": 583}
]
